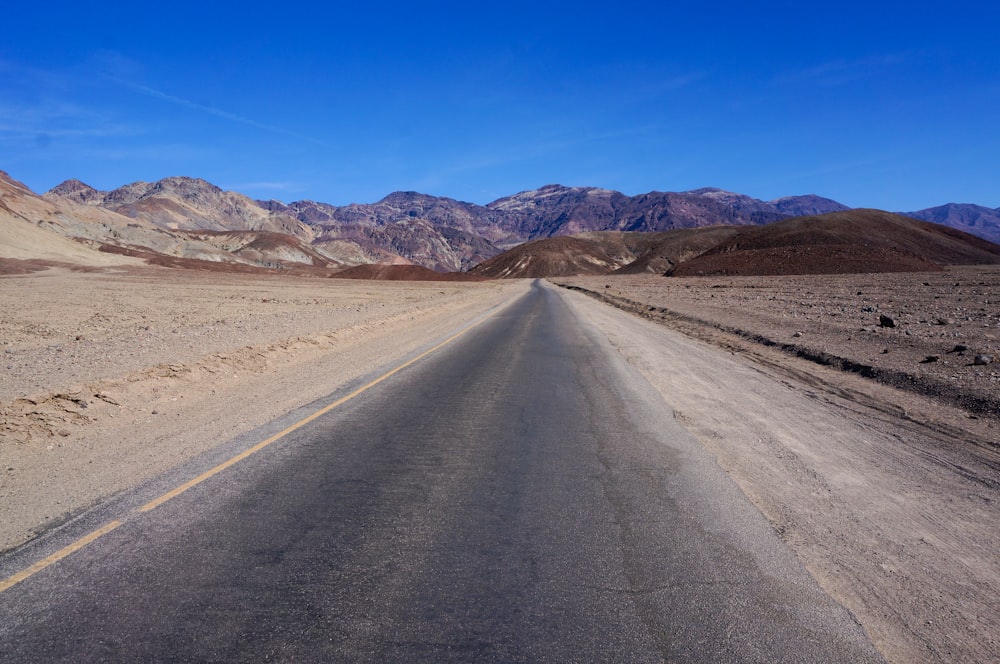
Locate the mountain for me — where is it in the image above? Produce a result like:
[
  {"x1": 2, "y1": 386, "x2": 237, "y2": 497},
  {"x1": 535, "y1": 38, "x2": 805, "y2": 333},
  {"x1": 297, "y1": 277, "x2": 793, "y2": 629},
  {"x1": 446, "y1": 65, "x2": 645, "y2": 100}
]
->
[
  {"x1": 484, "y1": 185, "x2": 795, "y2": 239},
  {"x1": 17, "y1": 168, "x2": 999, "y2": 274},
  {"x1": 0, "y1": 174, "x2": 337, "y2": 272},
  {"x1": 468, "y1": 236, "x2": 628, "y2": 278},
  {"x1": 268, "y1": 192, "x2": 508, "y2": 271},
  {"x1": 905, "y1": 203, "x2": 1000, "y2": 244},
  {"x1": 469, "y1": 228, "x2": 742, "y2": 278},
  {"x1": 51, "y1": 176, "x2": 311, "y2": 237},
  {"x1": 474, "y1": 210, "x2": 1000, "y2": 278},
  {"x1": 0, "y1": 171, "x2": 142, "y2": 270},
  {"x1": 671, "y1": 210, "x2": 1000, "y2": 277},
  {"x1": 771, "y1": 194, "x2": 851, "y2": 217}
]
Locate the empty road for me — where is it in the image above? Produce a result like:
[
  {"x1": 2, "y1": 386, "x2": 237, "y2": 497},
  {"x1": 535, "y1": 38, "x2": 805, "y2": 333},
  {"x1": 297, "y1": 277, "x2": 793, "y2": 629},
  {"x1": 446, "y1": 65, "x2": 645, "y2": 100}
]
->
[{"x1": 0, "y1": 281, "x2": 883, "y2": 662}]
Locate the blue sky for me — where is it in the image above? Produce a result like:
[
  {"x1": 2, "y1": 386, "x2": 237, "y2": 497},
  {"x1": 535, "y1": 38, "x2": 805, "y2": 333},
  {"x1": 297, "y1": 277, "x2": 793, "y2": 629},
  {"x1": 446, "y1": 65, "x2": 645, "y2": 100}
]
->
[{"x1": 2, "y1": 1, "x2": 998, "y2": 210}]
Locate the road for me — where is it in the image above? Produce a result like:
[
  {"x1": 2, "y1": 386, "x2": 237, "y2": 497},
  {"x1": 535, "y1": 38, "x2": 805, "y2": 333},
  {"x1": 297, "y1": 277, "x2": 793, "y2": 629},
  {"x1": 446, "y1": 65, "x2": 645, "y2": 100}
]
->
[{"x1": 0, "y1": 280, "x2": 883, "y2": 662}]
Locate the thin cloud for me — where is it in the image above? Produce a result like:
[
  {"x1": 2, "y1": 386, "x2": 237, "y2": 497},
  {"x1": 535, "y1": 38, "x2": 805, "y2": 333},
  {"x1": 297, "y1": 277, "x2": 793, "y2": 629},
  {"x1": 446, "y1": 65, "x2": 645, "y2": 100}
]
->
[
  {"x1": 0, "y1": 101, "x2": 138, "y2": 145},
  {"x1": 109, "y1": 77, "x2": 334, "y2": 148},
  {"x1": 224, "y1": 181, "x2": 306, "y2": 195},
  {"x1": 776, "y1": 54, "x2": 908, "y2": 86}
]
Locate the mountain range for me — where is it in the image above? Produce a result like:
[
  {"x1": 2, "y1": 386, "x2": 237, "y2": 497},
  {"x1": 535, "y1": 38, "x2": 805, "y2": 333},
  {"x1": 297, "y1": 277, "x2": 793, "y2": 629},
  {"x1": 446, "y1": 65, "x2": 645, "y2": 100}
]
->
[
  {"x1": 468, "y1": 210, "x2": 1000, "y2": 278},
  {"x1": 2, "y1": 168, "x2": 999, "y2": 273}
]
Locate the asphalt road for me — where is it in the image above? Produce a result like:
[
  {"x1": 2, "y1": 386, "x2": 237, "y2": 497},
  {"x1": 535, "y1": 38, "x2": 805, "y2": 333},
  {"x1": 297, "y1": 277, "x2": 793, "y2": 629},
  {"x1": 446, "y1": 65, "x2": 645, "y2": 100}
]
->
[{"x1": 0, "y1": 281, "x2": 883, "y2": 662}]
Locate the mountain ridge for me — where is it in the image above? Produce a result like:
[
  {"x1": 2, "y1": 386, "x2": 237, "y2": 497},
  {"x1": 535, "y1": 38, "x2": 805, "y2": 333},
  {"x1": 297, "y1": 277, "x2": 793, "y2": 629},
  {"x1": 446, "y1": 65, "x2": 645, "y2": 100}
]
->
[
  {"x1": 2, "y1": 168, "x2": 994, "y2": 272},
  {"x1": 471, "y1": 210, "x2": 1000, "y2": 278}
]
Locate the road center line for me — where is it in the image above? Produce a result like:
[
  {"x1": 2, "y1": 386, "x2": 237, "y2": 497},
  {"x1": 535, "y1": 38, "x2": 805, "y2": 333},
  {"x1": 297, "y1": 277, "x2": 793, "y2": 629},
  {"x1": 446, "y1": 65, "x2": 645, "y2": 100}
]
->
[{"x1": 0, "y1": 302, "x2": 503, "y2": 594}]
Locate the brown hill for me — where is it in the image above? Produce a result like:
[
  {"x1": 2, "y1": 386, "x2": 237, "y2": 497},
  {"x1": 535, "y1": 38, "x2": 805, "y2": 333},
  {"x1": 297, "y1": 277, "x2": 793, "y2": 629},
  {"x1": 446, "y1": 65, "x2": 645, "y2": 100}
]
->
[
  {"x1": 330, "y1": 263, "x2": 485, "y2": 281},
  {"x1": 469, "y1": 228, "x2": 743, "y2": 278},
  {"x1": 469, "y1": 236, "x2": 625, "y2": 278},
  {"x1": 672, "y1": 209, "x2": 1000, "y2": 277},
  {"x1": 607, "y1": 227, "x2": 742, "y2": 274}
]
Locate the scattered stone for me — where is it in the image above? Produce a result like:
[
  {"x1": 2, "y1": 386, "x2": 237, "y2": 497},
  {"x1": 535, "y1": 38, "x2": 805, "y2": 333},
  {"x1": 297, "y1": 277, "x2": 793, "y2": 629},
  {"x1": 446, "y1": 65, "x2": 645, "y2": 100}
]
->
[
  {"x1": 936, "y1": 318, "x2": 952, "y2": 326},
  {"x1": 879, "y1": 314, "x2": 896, "y2": 328},
  {"x1": 920, "y1": 355, "x2": 939, "y2": 364},
  {"x1": 862, "y1": 305, "x2": 876, "y2": 313},
  {"x1": 973, "y1": 354, "x2": 993, "y2": 366}
]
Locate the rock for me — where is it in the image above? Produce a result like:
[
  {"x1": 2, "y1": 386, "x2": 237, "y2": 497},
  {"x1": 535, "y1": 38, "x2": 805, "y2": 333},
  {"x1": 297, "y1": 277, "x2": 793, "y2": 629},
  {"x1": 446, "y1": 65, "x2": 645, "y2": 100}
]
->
[
  {"x1": 792, "y1": 331, "x2": 802, "y2": 338},
  {"x1": 949, "y1": 344, "x2": 968, "y2": 353},
  {"x1": 973, "y1": 354, "x2": 993, "y2": 366},
  {"x1": 920, "y1": 355, "x2": 939, "y2": 363},
  {"x1": 879, "y1": 314, "x2": 896, "y2": 328},
  {"x1": 936, "y1": 318, "x2": 952, "y2": 326}
]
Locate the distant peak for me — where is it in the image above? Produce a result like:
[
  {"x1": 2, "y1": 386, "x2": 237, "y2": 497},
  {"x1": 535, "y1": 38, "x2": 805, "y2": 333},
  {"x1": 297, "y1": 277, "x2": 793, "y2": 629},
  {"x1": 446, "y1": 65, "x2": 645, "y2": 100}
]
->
[
  {"x1": 49, "y1": 178, "x2": 98, "y2": 194},
  {"x1": 151, "y1": 176, "x2": 222, "y2": 193},
  {"x1": 47, "y1": 178, "x2": 105, "y2": 204}
]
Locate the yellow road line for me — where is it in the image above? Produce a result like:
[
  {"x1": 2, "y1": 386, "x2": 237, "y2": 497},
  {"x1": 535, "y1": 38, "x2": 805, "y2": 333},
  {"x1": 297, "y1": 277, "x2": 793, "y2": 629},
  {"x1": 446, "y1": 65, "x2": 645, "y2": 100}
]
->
[
  {"x1": 0, "y1": 308, "x2": 495, "y2": 594},
  {"x1": 140, "y1": 315, "x2": 487, "y2": 512},
  {"x1": 0, "y1": 521, "x2": 122, "y2": 593}
]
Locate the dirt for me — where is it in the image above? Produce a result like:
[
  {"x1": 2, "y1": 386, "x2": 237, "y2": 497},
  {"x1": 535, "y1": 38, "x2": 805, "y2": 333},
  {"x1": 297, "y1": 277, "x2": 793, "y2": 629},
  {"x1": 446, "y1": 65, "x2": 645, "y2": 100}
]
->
[
  {"x1": 4, "y1": 263, "x2": 1000, "y2": 663},
  {"x1": 0, "y1": 265, "x2": 526, "y2": 552},
  {"x1": 557, "y1": 267, "x2": 1000, "y2": 418},
  {"x1": 555, "y1": 270, "x2": 1000, "y2": 664}
]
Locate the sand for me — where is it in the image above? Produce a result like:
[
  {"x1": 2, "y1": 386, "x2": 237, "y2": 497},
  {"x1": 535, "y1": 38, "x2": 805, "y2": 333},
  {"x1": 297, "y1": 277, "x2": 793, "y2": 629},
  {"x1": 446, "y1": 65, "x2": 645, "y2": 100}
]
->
[
  {"x1": 0, "y1": 266, "x2": 526, "y2": 551},
  {"x1": 3, "y1": 264, "x2": 999, "y2": 663},
  {"x1": 556, "y1": 270, "x2": 1000, "y2": 664}
]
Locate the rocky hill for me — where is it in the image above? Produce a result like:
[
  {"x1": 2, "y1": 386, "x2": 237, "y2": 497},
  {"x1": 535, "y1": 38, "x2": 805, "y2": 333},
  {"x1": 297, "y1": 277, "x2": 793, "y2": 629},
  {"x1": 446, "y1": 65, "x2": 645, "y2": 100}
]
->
[
  {"x1": 50, "y1": 176, "x2": 310, "y2": 236},
  {"x1": 0, "y1": 167, "x2": 991, "y2": 274},
  {"x1": 469, "y1": 228, "x2": 743, "y2": 278},
  {"x1": 3, "y1": 172, "x2": 334, "y2": 272},
  {"x1": 474, "y1": 210, "x2": 1000, "y2": 278},
  {"x1": 672, "y1": 209, "x2": 1000, "y2": 277}
]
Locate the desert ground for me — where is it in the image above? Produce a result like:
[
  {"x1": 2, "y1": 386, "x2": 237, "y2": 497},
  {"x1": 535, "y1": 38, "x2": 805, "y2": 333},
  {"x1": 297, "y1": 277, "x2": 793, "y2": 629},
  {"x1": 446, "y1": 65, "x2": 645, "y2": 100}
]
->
[
  {"x1": 2, "y1": 264, "x2": 999, "y2": 663},
  {"x1": 0, "y1": 265, "x2": 526, "y2": 551},
  {"x1": 556, "y1": 269, "x2": 999, "y2": 663}
]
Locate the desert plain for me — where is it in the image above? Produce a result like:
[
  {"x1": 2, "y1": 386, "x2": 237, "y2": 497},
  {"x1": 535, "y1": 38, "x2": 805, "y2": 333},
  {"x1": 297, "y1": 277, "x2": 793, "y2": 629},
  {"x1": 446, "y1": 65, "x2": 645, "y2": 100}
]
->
[{"x1": 1, "y1": 262, "x2": 999, "y2": 663}]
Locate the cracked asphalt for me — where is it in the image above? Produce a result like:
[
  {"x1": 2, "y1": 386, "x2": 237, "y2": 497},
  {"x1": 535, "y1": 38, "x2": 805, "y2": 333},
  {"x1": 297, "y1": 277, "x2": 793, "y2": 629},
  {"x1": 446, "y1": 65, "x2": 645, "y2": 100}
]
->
[{"x1": 0, "y1": 280, "x2": 883, "y2": 662}]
